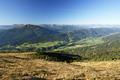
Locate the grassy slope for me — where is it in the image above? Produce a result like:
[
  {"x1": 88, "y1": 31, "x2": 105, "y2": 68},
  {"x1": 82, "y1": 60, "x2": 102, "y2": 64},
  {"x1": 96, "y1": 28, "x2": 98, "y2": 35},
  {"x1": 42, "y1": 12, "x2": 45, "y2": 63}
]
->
[
  {"x1": 57, "y1": 35, "x2": 120, "y2": 61},
  {"x1": 16, "y1": 41, "x2": 64, "y2": 48},
  {"x1": 54, "y1": 37, "x2": 104, "y2": 51},
  {"x1": 1, "y1": 35, "x2": 120, "y2": 61},
  {"x1": 0, "y1": 41, "x2": 66, "y2": 52},
  {"x1": 0, "y1": 53, "x2": 120, "y2": 80}
]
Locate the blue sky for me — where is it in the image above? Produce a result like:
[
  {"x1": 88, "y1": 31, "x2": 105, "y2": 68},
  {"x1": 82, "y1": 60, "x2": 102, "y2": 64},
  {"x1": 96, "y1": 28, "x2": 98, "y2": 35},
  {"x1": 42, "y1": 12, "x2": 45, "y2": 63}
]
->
[{"x1": 0, "y1": 0, "x2": 120, "y2": 25}]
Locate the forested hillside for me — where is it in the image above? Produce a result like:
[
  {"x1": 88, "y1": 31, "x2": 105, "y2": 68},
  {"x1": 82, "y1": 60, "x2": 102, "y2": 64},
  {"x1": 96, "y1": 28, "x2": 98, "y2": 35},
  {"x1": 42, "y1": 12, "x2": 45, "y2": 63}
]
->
[
  {"x1": 0, "y1": 24, "x2": 120, "y2": 61},
  {"x1": 0, "y1": 24, "x2": 69, "y2": 46},
  {"x1": 65, "y1": 33, "x2": 120, "y2": 61},
  {"x1": 0, "y1": 24, "x2": 120, "y2": 46}
]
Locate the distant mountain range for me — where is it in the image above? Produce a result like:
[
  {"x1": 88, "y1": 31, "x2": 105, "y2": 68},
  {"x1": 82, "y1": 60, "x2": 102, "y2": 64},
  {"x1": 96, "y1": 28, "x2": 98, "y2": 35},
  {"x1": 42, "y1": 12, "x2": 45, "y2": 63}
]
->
[
  {"x1": 1, "y1": 24, "x2": 120, "y2": 61},
  {"x1": 0, "y1": 24, "x2": 120, "y2": 47},
  {"x1": 1, "y1": 24, "x2": 120, "y2": 30},
  {"x1": 0, "y1": 25, "x2": 16, "y2": 30},
  {"x1": 0, "y1": 24, "x2": 68, "y2": 46}
]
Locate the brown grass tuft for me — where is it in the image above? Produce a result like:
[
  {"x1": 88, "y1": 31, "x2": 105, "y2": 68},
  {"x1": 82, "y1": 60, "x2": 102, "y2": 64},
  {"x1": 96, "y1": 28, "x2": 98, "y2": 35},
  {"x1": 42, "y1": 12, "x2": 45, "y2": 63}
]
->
[{"x1": 0, "y1": 53, "x2": 120, "y2": 80}]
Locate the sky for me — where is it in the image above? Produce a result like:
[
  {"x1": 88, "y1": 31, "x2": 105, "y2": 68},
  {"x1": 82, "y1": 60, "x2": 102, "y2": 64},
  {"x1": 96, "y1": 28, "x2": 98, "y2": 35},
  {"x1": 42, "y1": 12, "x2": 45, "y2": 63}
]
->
[{"x1": 0, "y1": 0, "x2": 120, "y2": 25}]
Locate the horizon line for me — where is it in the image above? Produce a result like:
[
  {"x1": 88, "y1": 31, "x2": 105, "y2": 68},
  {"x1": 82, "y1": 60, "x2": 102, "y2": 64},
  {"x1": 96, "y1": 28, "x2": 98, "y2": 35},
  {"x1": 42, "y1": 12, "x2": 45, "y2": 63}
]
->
[{"x1": 1, "y1": 24, "x2": 120, "y2": 25}]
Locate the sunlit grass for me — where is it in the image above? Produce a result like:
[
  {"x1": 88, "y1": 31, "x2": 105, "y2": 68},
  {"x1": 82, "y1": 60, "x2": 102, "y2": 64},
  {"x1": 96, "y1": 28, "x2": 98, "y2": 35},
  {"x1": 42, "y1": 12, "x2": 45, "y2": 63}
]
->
[{"x1": 0, "y1": 53, "x2": 120, "y2": 80}]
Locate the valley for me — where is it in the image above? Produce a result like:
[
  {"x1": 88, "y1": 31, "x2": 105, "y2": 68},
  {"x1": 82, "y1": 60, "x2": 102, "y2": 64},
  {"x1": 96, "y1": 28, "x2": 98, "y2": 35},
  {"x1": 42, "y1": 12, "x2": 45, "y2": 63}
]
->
[
  {"x1": 0, "y1": 24, "x2": 120, "y2": 80},
  {"x1": 1, "y1": 0, "x2": 120, "y2": 79}
]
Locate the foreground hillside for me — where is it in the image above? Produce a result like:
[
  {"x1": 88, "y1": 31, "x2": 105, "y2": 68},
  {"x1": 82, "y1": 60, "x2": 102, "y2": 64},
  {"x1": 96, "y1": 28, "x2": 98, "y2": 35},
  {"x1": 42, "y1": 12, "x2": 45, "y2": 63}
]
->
[{"x1": 0, "y1": 53, "x2": 120, "y2": 80}]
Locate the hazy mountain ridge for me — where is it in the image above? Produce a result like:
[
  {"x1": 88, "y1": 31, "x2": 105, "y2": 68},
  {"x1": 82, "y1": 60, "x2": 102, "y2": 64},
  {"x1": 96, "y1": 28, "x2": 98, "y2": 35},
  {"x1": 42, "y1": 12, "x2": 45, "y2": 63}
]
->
[
  {"x1": 0, "y1": 24, "x2": 120, "y2": 52},
  {"x1": 0, "y1": 24, "x2": 69, "y2": 46}
]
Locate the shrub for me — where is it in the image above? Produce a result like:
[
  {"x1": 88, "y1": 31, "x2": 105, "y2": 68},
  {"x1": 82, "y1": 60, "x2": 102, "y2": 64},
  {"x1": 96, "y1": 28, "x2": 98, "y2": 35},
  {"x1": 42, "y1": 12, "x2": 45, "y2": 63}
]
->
[{"x1": 33, "y1": 51, "x2": 81, "y2": 63}]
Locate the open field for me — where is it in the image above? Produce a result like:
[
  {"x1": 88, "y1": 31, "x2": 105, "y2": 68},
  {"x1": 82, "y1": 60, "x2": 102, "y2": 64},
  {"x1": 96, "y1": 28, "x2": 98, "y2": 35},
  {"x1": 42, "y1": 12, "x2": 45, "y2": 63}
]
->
[{"x1": 0, "y1": 53, "x2": 120, "y2": 80}]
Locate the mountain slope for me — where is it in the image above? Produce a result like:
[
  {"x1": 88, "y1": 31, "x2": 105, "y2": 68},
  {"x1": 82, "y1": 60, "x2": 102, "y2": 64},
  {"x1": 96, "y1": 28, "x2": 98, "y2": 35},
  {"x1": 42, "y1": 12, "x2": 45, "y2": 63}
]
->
[
  {"x1": 65, "y1": 33, "x2": 120, "y2": 60},
  {"x1": 0, "y1": 25, "x2": 69, "y2": 46},
  {"x1": 0, "y1": 24, "x2": 120, "y2": 48}
]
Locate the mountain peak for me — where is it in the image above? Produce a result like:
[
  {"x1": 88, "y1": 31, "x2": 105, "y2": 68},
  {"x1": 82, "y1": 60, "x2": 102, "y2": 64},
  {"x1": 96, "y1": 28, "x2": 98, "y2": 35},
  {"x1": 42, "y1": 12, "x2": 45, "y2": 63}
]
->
[{"x1": 14, "y1": 24, "x2": 37, "y2": 29}]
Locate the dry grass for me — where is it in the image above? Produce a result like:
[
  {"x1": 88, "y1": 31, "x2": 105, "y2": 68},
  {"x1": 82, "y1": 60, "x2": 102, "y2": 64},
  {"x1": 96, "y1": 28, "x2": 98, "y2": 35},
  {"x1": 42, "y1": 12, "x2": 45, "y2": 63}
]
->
[{"x1": 0, "y1": 53, "x2": 120, "y2": 80}]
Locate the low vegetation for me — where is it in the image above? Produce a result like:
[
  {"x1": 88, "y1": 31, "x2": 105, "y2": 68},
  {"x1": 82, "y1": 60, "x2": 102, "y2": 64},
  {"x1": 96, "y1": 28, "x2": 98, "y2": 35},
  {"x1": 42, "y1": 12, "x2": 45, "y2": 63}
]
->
[
  {"x1": 33, "y1": 51, "x2": 81, "y2": 63},
  {"x1": 0, "y1": 53, "x2": 120, "y2": 80},
  {"x1": 1, "y1": 35, "x2": 120, "y2": 61},
  {"x1": 0, "y1": 25, "x2": 120, "y2": 79}
]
